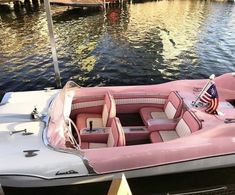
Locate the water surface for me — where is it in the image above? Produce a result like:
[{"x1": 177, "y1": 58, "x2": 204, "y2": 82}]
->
[{"x1": 0, "y1": 0, "x2": 235, "y2": 98}]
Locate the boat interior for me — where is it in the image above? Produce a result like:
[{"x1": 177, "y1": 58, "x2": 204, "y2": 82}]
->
[
  {"x1": 68, "y1": 90, "x2": 203, "y2": 149},
  {"x1": 46, "y1": 74, "x2": 235, "y2": 153}
]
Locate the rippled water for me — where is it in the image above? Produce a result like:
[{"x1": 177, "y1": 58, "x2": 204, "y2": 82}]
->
[{"x1": 0, "y1": 0, "x2": 235, "y2": 98}]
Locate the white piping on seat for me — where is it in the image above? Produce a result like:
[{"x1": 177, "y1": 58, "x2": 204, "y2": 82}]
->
[
  {"x1": 164, "y1": 102, "x2": 177, "y2": 119},
  {"x1": 115, "y1": 98, "x2": 166, "y2": 105},
  {"x1": 176, "y1": 119, "x2": 191, "y2": 137},
  {"x1": 72, "y1": 98, "x2": 166, "y2": 111},
  {"x1": 72, "y1": 100, "x2": 104, "y2": 110}
]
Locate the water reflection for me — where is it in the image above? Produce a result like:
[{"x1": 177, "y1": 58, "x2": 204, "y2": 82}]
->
[
  {"x1": 124, "y1": 1, "x2": 208, "y2": 80},
  {"x1": 0, "y1": 4, "x2": 48, "y2": 57},
  {"x1": 0, "y1": 0, "x2": 235, "y2": 97},
  {"x1": 196, "y1": 3, "x2": 235, "y2": 77}
]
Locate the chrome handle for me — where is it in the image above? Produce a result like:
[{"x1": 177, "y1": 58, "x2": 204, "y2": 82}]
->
[{"x1": 9, "y1": 129, "x2": 27, "y2": 135}]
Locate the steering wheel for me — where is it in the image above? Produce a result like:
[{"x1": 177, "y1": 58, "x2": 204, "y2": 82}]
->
[{"x1": 66, "y1": 117, "x2": 81, "y2": 148}]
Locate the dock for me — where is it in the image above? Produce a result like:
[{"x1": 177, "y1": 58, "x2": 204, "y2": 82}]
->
[
  {"x1": 49, "y1": 0, "x2": 103, "y2": 7},
  {"x1": 0, "y1": 0, "x2": 125, "y2": 10},
  {"x1": 0, "y1": 184, "x2": 4, "y2": 195},
  {"x1": 108, "y1": 174, "x2": 132, "y2": 195},
  {"x1": 0, "y1": 0, "x2": 42, "y2": 11}
]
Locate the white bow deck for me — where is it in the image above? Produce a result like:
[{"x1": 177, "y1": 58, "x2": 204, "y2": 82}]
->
[{"x1": 0, "y1": 90, "x2": 88, "y2": 187}]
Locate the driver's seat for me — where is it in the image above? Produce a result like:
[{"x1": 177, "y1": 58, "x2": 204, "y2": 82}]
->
[
  {"x1": 81, "y1": 117, "x2": 126, "y2": 149},
  {"x1": 76, "y1": 92, "x2": 116, "y2": 131}
]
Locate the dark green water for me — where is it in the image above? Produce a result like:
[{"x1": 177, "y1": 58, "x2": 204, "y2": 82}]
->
[{"x1": 0, "y1": 0, "x2": 235, "y2": 96}]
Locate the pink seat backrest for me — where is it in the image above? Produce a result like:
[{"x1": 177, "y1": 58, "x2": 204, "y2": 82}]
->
[
  {"x1": 175, "y1": 111, "x2": 202, "y2": 137},
  {"x1": 164, "y1": 91, "x2": 183, "y2": 119},
  {"x1": 102, "y1": 92, "x2": 116, "y2": 127},
  {"x1": 182, "y1": 111, "x2": 202, "y2": 132},
  {"x1": 107, "y1": 117, "x2": 126, "y2": 147}
]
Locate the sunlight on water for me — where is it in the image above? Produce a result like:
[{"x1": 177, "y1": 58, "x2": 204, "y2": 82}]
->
[
  {"x1": 125, "y1": 1, "x2": 207, "y2": 79},
  {"x1": 0, "y1": 0, "x2": 235, "y2": 97}
]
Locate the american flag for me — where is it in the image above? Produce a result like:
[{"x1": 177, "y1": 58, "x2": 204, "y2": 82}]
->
[{"x1": 200, "y1": 83, "x2": 219, "y2": 114}]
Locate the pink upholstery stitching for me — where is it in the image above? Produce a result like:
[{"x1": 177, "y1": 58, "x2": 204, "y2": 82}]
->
[
  {"x1": 104, "y1": 92, "x2": 116, "y2": 127},
  {"x1": 109, "y1": 117, "x2": 125, "y2": 147},
  {"x1": 76, "y1": 92, "x2": 116, "y2": 132},
  {"x1": 150, "y1": 132, "x2": 163, "y2": 143},
  {"x1": 150, "y1": 111, "x2": 202, "y2": 143},
  {"x1": 81, "y1": 117, "x2": 125, "y2": 149},
  {"x1": 181, "y1": 111, "x2": 202, "y2": 133},
  {"x1": 140, "y1": 107, "x2": 164, "y2": 126},
  {"x1": 164, "y1": 91, "x2": 183, "y2": 118},
  {"x1": 140, "y1": 91, "x2": 183, "y2": 125}
]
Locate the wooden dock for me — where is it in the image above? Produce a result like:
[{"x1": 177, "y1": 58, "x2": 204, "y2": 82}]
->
[
  {"x1": 108, "y1": 174, "x2": 132, "y2": 195},
  {"x1": 0, "y1": 0, "x2": 102, "y2": 5},
  {"x1": 0, "y1": 0, "x2": 124, "y2": 8},
  {"x1": 0, "y1": 184, "x2": 4, "y2": 195},
  {"x1": 0, "y1": 0, "x2": 19, "y2": 3},
  {"x1": 0, "y1": 0, "x2": 44, "y2": 12},
  {"x1": 49, "y1": 0, "x2": 124, "y2": 7},
  {"x1": 50, "y1": 0, "x2": 103, "y2": 7}
]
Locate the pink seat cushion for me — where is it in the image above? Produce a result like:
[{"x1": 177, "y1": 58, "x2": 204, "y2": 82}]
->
[
  {"x1": 81, "y1": 142, "x2": 89, "y2": 149},
  {"x1": 150, "y1": 111, "x2": 202, "y2": 143},
  {"x1": 76, "y1": 113, "x2": 102, "y2": 131},
  {"x1": 147, "y1": 119, "x2": 178, "y2": 132},
  {"x1": 164, "y1": 91, "x2": 183, "y2": 118},
  {"x1": 140, "y1": 107, "x2": 164, "y2": 126},
  {"x1": 103, "y1": 92, "x2": 116, "y2": 127},
  {"x1": 109, "y1": 117, "x2": 125, "y2": 147},
  {"x1": 150, "y1": 131, "x2": 163, "y2": 143},
  {"x1": 76, "y1": 92, "x2": 116, "y2": 133},
  {"x1": 81, "y1": 142, "x2": 107, "y2": 149},
  {"x1": 140, "y1": 91, "x2": 183, "y2": 126},
  {"x1": 182, "y1": 111, "x2": 202, "y2": 133},
  {"x1": 80, "y1": 117, "x2": 125, "y2": 149}
]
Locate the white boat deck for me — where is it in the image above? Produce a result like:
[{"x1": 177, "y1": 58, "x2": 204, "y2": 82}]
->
[{"x1": 0, "y1": 90, "x2": 88, "y2": 187}]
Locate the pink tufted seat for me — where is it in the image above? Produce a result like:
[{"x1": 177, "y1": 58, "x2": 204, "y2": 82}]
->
[
  {"x1": 140, "y1": 91, "x2": 183, "y2": 126},
  {"x1": 81, "y1": 117, "x2": 126, "y2": 149},
  {"x1": 76, "y1": 92, "x2": 116, "y2": 131},
  {"x1": 150, "y1": 111, "x2": 202, "y2": 143}
]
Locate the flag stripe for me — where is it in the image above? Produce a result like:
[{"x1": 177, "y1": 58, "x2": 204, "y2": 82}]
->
[
  {"x1": 199, "y1": 84, "x2": 219, "y2": 114},
  {"x1": 205, "y1": 98, "x2": 219, "y2": 114}
]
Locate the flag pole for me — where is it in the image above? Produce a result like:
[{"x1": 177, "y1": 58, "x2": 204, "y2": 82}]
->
[
  {"x1": 192, "y1": 74, "x2": 215, "y2": 106},
  {"x1": 44, "y1": 0, "x2": 62, "y2": 88}
]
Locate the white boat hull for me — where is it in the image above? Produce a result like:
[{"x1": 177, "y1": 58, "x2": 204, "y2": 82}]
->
[
  {"x1": 1, "y1": 73, "x2": 235, "y2": 191},
  {"x1": 1, "y1": 152, "x2": 235, "y2": 188}
]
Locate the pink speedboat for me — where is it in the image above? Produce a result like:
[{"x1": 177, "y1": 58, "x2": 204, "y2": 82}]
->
[{"x1": 0, "y1": 73, "x2": 235, "y2": 194}]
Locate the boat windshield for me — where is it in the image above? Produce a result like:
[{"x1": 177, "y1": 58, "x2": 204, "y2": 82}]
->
[
  {"x1": 49, "y1": 81, "x2": 78, "y2": 122},
  {"x1": 46, "y1": 81, "x2": 79, "y2": 149}
]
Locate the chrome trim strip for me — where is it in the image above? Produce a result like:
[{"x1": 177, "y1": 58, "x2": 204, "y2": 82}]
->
[{"x1": 42, "y1": 116, "x2": 96, "y2": 175}]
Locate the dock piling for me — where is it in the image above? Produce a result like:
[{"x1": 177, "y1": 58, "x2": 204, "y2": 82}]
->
[
  {"x1": 0, "y1": 184, "x2": 4, "y2": 195},
  {"x1": 13, "y1": 1, "x2": 21, "y2": 11},
  {"x1": 32, "y1": 0, "x2": 39, "y2": 8},
  {"x1": 108, "y1": 174, "x2": 132, "y2": 195},
  {"x1": 44, "y1": 0, "x2": 62, "y2": 88}
]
